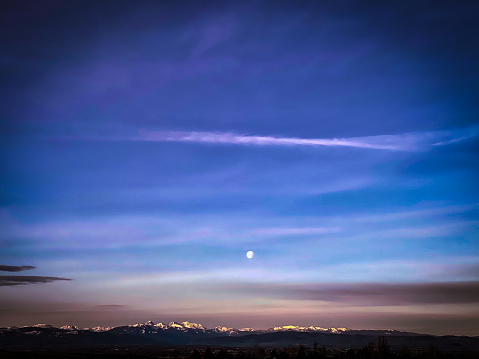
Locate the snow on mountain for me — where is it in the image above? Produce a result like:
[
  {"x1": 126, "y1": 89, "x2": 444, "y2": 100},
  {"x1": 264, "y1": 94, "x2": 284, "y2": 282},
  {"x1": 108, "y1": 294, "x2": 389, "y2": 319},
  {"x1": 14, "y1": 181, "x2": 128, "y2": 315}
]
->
[
  {"x1": 272, "y1": 325, "x2": 305, "y2": 331},
  {"x1": 90, "y1": 326, "x2": 113, "y2": 332},
  {"x1": 119, "y1": 322, "x2": 349, "y2": 334},
  {"x1": 214, "y1": 326, "x2": 236, "y2": 334},
  {"x1": 60, "y1": 325, "x2": 81, "y2": 331},
  {"x1": 6, "y1": 322, "x2": 350, "y2": 335},
  {"x1": 269, "y1": 325, "x2": 347, "y2": 333},
  {"x1": 178, "y1": 321, "x2": 205, "y2": 330},
  {"x1": 2, "y1": 322, "x2": 475, "y2": 351},
  {"x1": 214, "y1": 326, "x2": 232, "y2": 332},
  {"x1": 130, "y1": 320, "x2": 155, "y2": 327},
  {"x1": 127, "y1": 321, "x2": 206, "y2": 331},
  {"x1": 238, "y1": 328, "x2": 255, "y2": 332},
  {"x1": 32, "y1": 324, "x2": 56, "y2": 329}
]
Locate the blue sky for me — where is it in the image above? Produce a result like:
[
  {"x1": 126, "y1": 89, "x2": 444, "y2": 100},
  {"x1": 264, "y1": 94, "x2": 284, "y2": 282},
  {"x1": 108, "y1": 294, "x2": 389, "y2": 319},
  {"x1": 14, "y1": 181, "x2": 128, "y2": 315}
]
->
[{"x1": 1, "y1": 1, "x2": 479, "y2": 335}]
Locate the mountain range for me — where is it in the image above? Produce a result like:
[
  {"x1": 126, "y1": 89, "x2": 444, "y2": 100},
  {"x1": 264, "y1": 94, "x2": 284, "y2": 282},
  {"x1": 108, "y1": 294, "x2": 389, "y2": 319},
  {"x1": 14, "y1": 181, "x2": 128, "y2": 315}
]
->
[{"x1": 1, "y1": 321, "x2": 478, "y2": 351}]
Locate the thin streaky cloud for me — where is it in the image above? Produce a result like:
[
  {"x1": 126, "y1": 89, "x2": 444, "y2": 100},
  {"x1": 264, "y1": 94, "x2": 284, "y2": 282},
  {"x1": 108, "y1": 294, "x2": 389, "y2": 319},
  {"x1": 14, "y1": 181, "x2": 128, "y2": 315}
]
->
[
  {"x1": 251, "y1": 227, "x2": 341, "y2": 235},
  {"x1": 137, "y1": 126, "x2": 478, "y2": 151}
]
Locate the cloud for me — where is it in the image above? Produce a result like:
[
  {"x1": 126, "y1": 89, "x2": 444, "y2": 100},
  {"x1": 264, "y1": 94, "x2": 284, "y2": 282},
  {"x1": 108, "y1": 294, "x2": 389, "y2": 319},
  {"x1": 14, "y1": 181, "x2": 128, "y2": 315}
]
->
[
  {"x1": 137, "y1": 126, "x2": 479, "y2": 151},
  {"x1": 251, "y1": 227, "x2": 341, "y2": 235},
  {"x1": 0, "y1": 275, "x2": 71, "y2": 287},
  {"x1": 303, "y1": 282, "x2": 479, "y2": 305},
  {"x1": 0, "y1": 265, "x2": 36, "y2": 272},
  {"x1": 230, "y1": 281, "x2": 479, "y2": 306},
  {"x1": 0, "y1": 263, "x2": 72, "y2": 287}
]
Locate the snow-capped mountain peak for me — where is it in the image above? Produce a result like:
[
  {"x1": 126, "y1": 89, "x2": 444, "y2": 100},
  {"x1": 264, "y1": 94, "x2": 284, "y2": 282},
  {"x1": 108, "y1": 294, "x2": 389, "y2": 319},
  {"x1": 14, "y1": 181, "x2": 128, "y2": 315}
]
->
[
  {"x1": 8, "y1": 321, "x2": 350, "y2": 335},
  {"x1": 1, "y1": 321, "x2": 471, "y2": 350},
  {"x1": 32, "y1": 324, "x2": 56, "y2": 329},
  {"x1": 164, "y1": 321, "x2": 205, "y2": 330},
  {"x1": 130, "y1": 321, "x2": 158, "y2": 328},
  {"x1": 90, "y1": 326, "x2": 113, "y2": 332},
  {"x1": 270, "y1": 325, "x2": 348, "y2": 333},
  {"x1": 238, "y1": 328, "x2": 255, "y2": 332},
  {"x1": 214, "y1": 326, "x2": 236, "y2": 334},
  {"x1": 179, "y1": 321, "x2": 205, "y2": 330},
  {"x1": 167, "y1": 321, "x2": 182, "y2": 328},
  {"x1": 60, "y1": 325, "x2": 81, "y2": 331}
]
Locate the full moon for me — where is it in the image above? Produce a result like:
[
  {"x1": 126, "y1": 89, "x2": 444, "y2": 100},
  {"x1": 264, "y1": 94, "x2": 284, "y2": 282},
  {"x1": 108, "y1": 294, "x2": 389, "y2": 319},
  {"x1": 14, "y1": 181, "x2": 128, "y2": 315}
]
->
[{"x1": 246, "y1": 250, "x2": 254, "y2": 259}]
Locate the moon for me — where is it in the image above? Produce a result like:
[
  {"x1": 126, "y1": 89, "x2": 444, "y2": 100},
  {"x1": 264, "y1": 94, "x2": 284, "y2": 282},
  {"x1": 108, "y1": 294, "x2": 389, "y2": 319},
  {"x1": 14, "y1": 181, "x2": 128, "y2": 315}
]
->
[{"x1": 246, "y1": 250, "x2": 254, "y2": 259}]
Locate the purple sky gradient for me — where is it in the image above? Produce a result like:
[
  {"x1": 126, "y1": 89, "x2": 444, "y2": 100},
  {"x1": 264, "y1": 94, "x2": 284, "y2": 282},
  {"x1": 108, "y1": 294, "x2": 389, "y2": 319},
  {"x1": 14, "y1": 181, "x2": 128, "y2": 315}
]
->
[{"x1": 1, "y1": 0, "x2": 479, "y2": 335}]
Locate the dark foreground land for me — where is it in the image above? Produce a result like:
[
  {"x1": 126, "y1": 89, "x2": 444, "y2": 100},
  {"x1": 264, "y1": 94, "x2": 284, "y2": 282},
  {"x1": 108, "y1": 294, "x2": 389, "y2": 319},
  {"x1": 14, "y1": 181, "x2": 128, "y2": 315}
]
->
[
  {"x1": 2, "y1": 324, "x2": 478, "y2": 358},
  {"x1": 2, "y1": 326, "x2": 479, "y2": 352},
  {"x1": 1, "y1": 343, "x2": 479, "y2": 359}
]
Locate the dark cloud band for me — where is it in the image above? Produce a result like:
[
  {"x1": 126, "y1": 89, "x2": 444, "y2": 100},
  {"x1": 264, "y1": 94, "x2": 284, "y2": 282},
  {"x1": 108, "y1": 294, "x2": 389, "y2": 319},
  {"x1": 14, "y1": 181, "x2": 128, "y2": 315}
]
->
[
  {"x1": 0, "y1": 265, "x2": 36, "y2": 272},
  {"x1": 224, "y1": 281, "x2": 479, "y2": 306},
  {"x1": 0, "y1": 275, "x2": 71, "y2": 287},
  {"x1": 296, "y1": 281, "x2": 479, "y2": 305}
]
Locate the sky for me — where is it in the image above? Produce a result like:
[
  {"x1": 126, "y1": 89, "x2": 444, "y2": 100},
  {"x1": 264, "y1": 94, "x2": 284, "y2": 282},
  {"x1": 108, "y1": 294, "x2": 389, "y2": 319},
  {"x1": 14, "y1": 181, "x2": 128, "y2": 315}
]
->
[{"x1": 1, "y1": 0, "x2": 479, "y2": 336}]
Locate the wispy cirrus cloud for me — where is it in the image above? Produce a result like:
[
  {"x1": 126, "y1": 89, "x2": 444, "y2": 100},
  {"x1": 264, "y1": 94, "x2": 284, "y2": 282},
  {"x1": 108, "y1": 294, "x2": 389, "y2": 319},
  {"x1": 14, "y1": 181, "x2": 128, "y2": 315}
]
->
[
  {"x1": 251, "y1": 227, "x2": 341, "y2": 236},
  {"x1": 137, "y1": 126, "x2": 479, "y2": 151}
]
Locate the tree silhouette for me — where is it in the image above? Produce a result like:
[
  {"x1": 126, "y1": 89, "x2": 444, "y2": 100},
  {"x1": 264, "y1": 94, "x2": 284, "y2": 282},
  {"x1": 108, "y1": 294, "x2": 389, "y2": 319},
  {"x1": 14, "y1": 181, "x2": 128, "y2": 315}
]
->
[
  {"x1": 205, "y1": 347, "x2": 214, "y2": 359},
  {"x1": 278, "y1": 350, "x2": 290, "y2": 359},
  {"x1": 297, "y1": 346, "x2": 306, "y2": 359},
  {"x1": 217, "y1": 349, "x2": 229, "y2": 359},
  {"x1": 378, "y1": 336, "x2": 390, "y2": 359},
  {"x1": 192, "y1": 349, "x2": 201, "y2": 359},
  {"x1": 270, "y1": 349, "x2": 278, "y2": 359}
]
